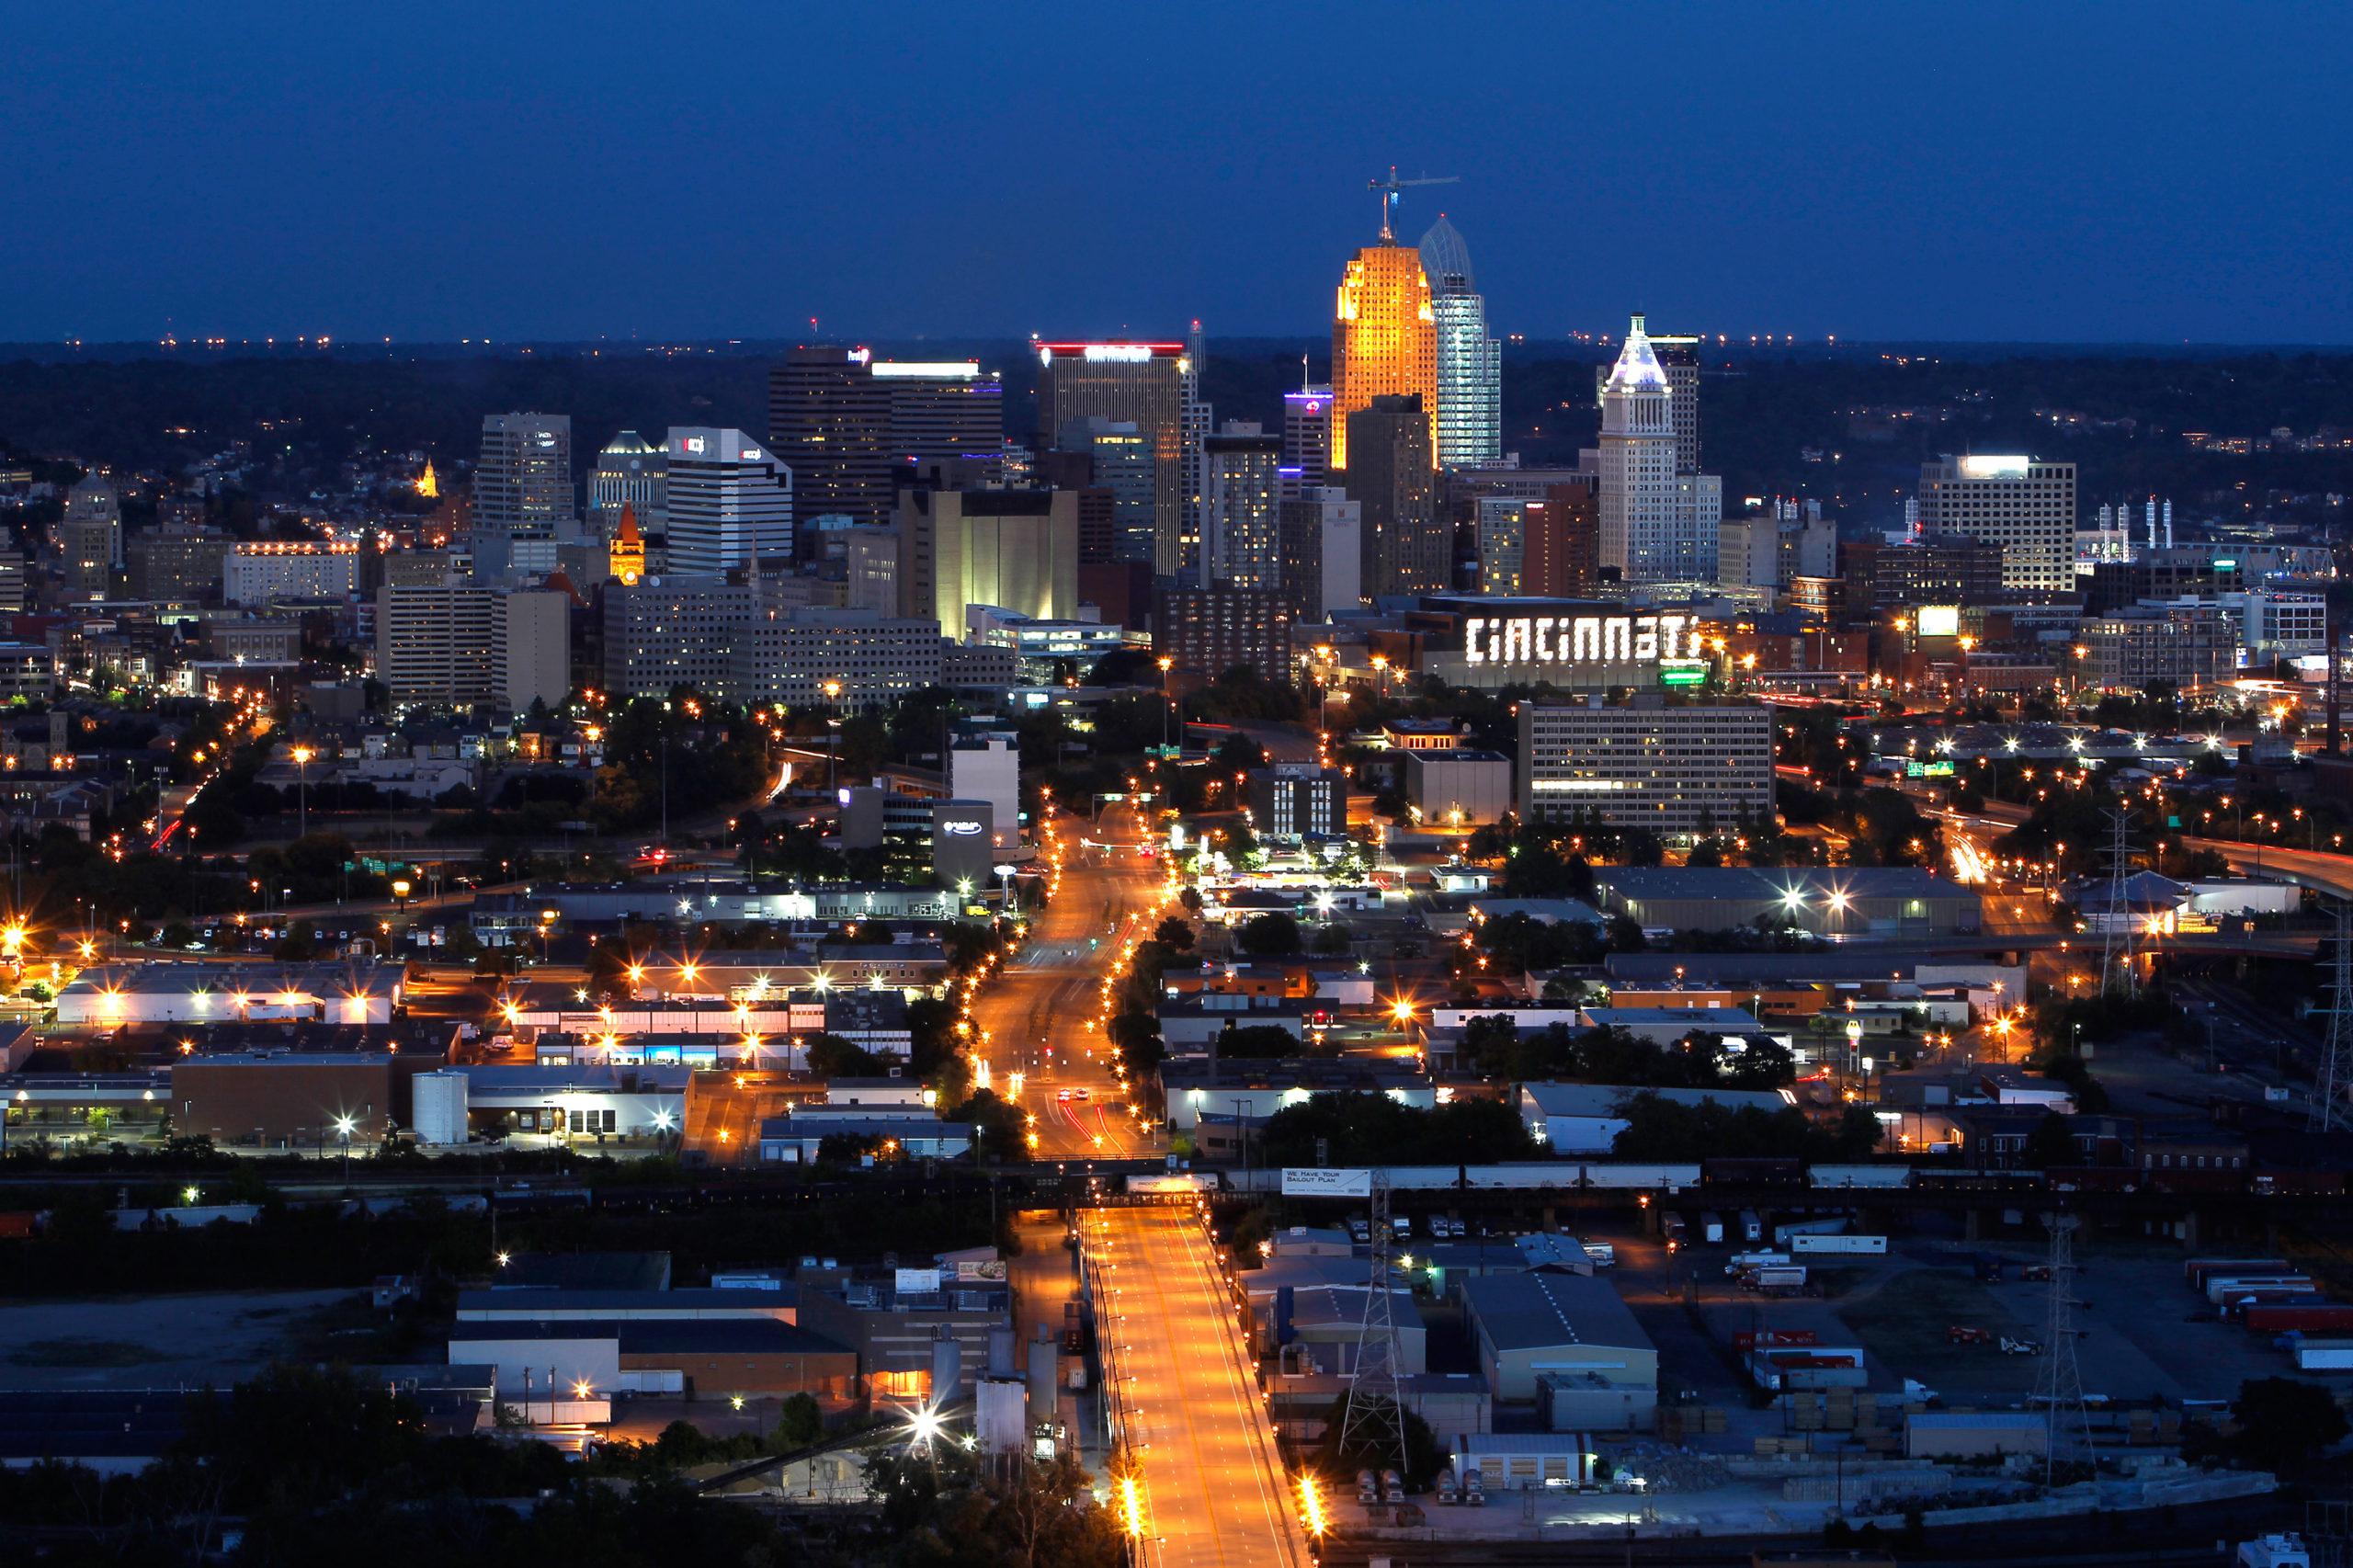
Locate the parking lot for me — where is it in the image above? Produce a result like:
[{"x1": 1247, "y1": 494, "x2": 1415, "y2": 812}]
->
[
  {"x1": 0, "y1": 1288, "x2": 360, "y2": 1391},
  {"x1": 1600, "y1": 1217, "x2": 2319, "y2": 1414}
]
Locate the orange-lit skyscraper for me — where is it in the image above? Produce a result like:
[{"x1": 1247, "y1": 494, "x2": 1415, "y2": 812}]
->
[{"x1": 1330, "y1": 237, "x2": 1436, "y2": 473}]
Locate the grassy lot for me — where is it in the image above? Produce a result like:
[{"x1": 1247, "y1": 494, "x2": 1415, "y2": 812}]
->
[{"x1": 1838, "y1": 1266, "x2": 2041, "y2": 1395}]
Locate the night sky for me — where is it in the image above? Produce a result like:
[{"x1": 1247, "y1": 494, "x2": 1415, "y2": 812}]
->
[{"x1": 8, "y1": 1, "x2": 2349, "y2": 346}]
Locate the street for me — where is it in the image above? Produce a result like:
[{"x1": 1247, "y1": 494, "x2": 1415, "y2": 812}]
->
[
  {"x1": 970, "y1": 805, "x2": 1171, "y2": 1162},
  {"x1": 1087, "y1": 1203, "x2": 1309, "y2": 1568}
]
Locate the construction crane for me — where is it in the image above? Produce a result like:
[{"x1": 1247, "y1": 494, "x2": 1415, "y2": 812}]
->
[{"x1": 1369, "y1": 166, "x2": 1459, "y2": 241}]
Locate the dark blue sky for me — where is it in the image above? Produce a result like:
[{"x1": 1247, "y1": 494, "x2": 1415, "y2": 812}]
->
[{"x1": 9, "y1": 2, "x2": 2349, "y2": 345}]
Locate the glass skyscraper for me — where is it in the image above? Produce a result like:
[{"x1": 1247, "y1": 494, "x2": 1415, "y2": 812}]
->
[{"x1": 1418, "y1": 215, "x2": 1501, "y2": 468}]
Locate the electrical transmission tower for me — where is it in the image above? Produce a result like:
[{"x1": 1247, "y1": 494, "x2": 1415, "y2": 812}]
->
[
  {"x1": 2034, "y1": 1210, "x2": 2095, "y2": 1488},
  {"x1": 2097, "y1": 806, "x2": 2140, "y2": 1000},
  {"x1": 2313, "y1": 901, "x2": 2353, "y2": 1133},
  {"x1": 1339, "y1": 1169, "x2": 1409, "y2": 1489}
]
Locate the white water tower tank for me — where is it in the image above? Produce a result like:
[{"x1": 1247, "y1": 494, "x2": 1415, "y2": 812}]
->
[{"x1": 413, "y1": 1071, "x2": 469, "y2": 1146}]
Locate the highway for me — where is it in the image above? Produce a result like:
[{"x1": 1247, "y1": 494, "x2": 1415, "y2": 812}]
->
[
  {"x1": 1087, "y1": 1203, "x2": 1309, "y2": 1568},
  {"x1": 969, "y1": 803, "x2": 1172, "y2": 1162}
]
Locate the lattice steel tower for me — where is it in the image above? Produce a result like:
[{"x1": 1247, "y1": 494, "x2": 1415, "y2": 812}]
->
[
  {"x1": 2034, "y1": 1210, "x2": 2095, "y2": 1487},
  {"x1": 2313, "y1": 900, "x2": 2353, "y2": 1133},
  {"x1": 1339, "y1": 1169, "x2": 1410, "y2": 1487},
  {"x1": 2097, "y1": 805, "x2": 2140, "y2": 1000}
]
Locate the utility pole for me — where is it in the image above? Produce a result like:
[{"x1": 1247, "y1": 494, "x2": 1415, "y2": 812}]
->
[{"x1": 2097, "y1": 805, "x2": 2139, "y2": 1000}]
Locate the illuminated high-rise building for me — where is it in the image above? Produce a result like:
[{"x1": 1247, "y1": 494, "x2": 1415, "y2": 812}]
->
[
  {"x1": 473, "y1": 413, "x2": 574, "y2": 582},
  {"x1": 1418, "y1": 215, "x2": 1501, "y2": 468},
  {"x1": 1281, "y1": 382, "x2": 1333, "y2": 499},
  {"x1": 663, "y1": 427, "x2": 793, "y2": 578},
  {"x1": 1342, "y1": 395, "x2": 1446, "y2": 597},
  {"x1": 1199, "y1": 425, "x2": 1282, "y2": 589},
  {"x1": 1330, "y1": 228, "x2": 1436, "y2": 473},
  {"x1": 1036, "y1": 341, "x2": 1188, "y2": 575},
  {"x1": 767, "y1": 347, "x2": 1002, "y2": 528},
  {"x1": 1597, "y1": 314, "x2": 1718, "y2": 582},
  {"x1": 1917, "y1": 454, "x2": 2076, "y2": 594}
]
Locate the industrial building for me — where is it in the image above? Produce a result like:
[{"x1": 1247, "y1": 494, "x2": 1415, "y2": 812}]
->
[
  {"x1": 1589, "y1": 867, "x2": 1983, "y2": 938},
  {"x1": 1461, "y1": 1270, "x2": 1657, "y2": 1426},
  {"x1": 55, "y1": 963, "x2": 404, "y2": 1027},
  {"x1": 1517, "y1": 1080, "x2": 1794, "y2": 1154},
  {"x1": 171, "y1": 1051, "x2": 440, "y2": 1147},
  {"x1": 1403, "y1": 748, "x2": 1511, "y2": 827},
  {"x1": 447, "y1": 1318, "x2": 854, "y2": 1401}
]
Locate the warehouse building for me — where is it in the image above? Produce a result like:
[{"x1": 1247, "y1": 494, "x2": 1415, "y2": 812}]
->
[
  {"x1": 446, "y1": 1318, "x2": 855, "y2": 1401},
  {"x1": 1589, "y1": 866, "x2": 1981, "y2": 938},
  {"x1": 1518, "y1": 1081, "x2": 1795, "y2": 1154},
  {"x1": 56, "y1": 963, "x2": 403, "y2": 1026},
  {"x1": 1461, "y1": 1269, "x2": 1657, "y2": 1427}
]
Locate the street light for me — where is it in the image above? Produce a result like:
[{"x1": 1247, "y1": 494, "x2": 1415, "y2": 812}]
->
[
  {"x1": 290, "y1": 745, "x2": 313, "y2": 838},
  {"x1": 334, "y1": 1113, "x2": 356, "y2": 1183}
]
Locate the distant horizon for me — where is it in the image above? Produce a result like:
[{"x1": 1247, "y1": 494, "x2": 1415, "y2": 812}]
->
[{"x1": 6, "y1": 333, "x2": 2353, "y2": 363}]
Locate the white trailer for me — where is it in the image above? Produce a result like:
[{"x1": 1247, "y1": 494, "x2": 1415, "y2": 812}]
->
[
  {"x1": 1791, "y1": 1233, "x2": 1889, "y2": 1256},
  {"x1": 1772, "y1": 1216, "x2": 1849, "y2": 1245}
]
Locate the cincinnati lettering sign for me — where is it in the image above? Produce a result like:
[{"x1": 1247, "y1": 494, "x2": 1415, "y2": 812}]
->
[{"x1": 1463, "y1": 612, "x2": 1694, "y2": 668}]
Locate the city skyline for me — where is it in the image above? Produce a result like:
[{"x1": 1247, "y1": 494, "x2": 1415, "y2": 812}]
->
[{"x1": 5, "y1": 2, "x2": 2349, "y2": 346}]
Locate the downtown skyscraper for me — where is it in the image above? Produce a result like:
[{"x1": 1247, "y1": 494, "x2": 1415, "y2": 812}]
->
[
  {"x1": 1329, "y1": 222, "x2": 1436, "y2": 473},
  {"x1": 664, "y1": 427, "x2": 794, "y2": 579},
  {"x1": 1418, "y1": 215, "x2": 1501, "y2": 468},
  {"x1": 1597, "y1": 315, "x2": 1718, "y2": 582}
]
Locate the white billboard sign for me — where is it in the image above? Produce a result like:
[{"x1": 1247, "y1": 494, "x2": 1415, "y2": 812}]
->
[{"x1": 1280, "y1": 1167, "x2": 1373, "y2": 1198}]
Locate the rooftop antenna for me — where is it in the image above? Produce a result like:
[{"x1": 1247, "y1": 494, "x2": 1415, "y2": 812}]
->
[{"x1": 1368, "y1": 166, "x2": 1460, "y2": 243}]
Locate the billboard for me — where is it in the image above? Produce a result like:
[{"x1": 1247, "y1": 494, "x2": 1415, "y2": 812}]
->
[
  {"x1": 1915, "y1": 605, "x2": 1961, "y2": 638},
  {"x1": 1463, "y1": 611, "x2": 1694, "y2": 671},
  {"x1": 1280, "y1": 1167, "x2": 1373, "y2": 1198}
]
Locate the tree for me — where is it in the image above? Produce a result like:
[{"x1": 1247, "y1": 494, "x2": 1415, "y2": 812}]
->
[
  {"x1": 1214, "y1": 1023, "x2": 1302, "y2": 1059},
  {"x1": 1153, "y1": 915, "x2": 1195, "y2": 951},
  {"x1": 773, "y1": 1392, "x2": 824, "y2": 1451},
  {"x1": 1235, "y1": 912, "x2": 1302, "y2": 958},
  {"x1": 804, "y1": 1033, "x2": 883, "y2": 1078},
  {"x1": 2228, "y1": 1377, "x2": 2349, "y2": 1471},
  {"x1": 2021, "y1": 1110, "x2": 2080, "y2": 1169}
]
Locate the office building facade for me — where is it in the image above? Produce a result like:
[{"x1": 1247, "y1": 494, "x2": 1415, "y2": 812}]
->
[
  {"x1": 1200, "y1": 427, "x2": 1283, "y2": 589},
  {"x1": 376, "y1": 584, "x2": 567, "y2": 712},
  {"x1": 1035, "y1": 342, "x2": 1188, "y2": 576},
  {"x1": 1153, "y1": 585, "x2": 1295, "y2": 681},
  {"x1": 664, "y1": 428, "x2": 793, "y2": 578},
  {"x1": 1598, "y1": 315, "x2": 1718, "y2": 582},
  {"x1": 474, "y1": 414, "x2": 574, "y2": 581},
  {"x1": 1330, "y1": 242, "x2": 1437, "y2": 472},
  {"x1": 1276, "y1": 488, "x2": 1363, "y2": 622},
  {"x1": 766, "y1": 348, "x2": 1004, "y2": 528},
  {"x1": 586, "y1": 431, "x2": 667, "y2": 540},
  {"x1": 224, "y1": 542, "x2": 363, "y2": 605},
  {"x1": 59, "y1": 475, "x2": 122, "y2": 600},
  {"x1": 1343, "y1": 395, "x2": 1447, "y2": 597},
  {"x1": 1842, "y1": 533, "x2": 2006, "y2": 608},
  {"x1": 1282, "y1": 385, "x2": 1333, "y2": 497},
  {"x1": 1916, "y1": 455, "x2": 2076, "y2": 595},
  {"x1": 1061, "y1": 418, "x2": 1157, "y2": 565},
  {"x1": 1419, "y1": 215, "x2": 1502, "y2": 468},
  {"x1": 725, "y1": 608, "x2": 947, "y2": 712},
  {"x1": 1520, "y1": 482, "x2": 1601, "y2": 597},
  {"x1": 896, "y1": 487, "x2": 1079, "y2": 639},
  {"x1": 1517, "y1": 698, "x2": 1773, "y2": 839},
  {"x1": 603, "y1": 579, "x2": 761, "y2": 698},
  {"x1": 1246, "y1": 764, "x2": 1345, "y2": 841}
]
